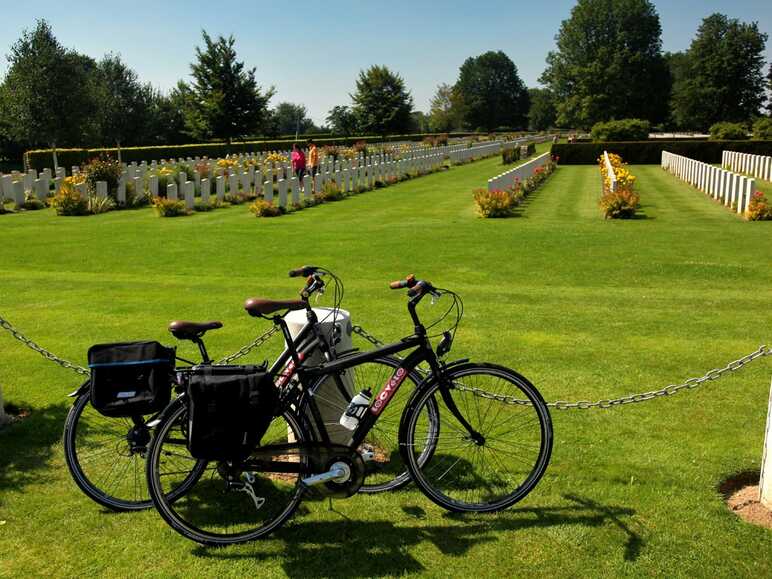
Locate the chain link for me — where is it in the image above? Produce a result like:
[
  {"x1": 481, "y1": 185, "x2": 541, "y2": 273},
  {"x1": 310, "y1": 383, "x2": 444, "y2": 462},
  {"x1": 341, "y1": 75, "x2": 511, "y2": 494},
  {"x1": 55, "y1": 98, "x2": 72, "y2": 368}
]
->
[
  {"x1": 0, "y1": 315, "x2": 89, "y2": 376},
  {"x1": 214, "y1": 326, "x2": 280, "y2": 365},
  {"x1": 352, "y1": 326, "x2": 772, "y2": 410}
]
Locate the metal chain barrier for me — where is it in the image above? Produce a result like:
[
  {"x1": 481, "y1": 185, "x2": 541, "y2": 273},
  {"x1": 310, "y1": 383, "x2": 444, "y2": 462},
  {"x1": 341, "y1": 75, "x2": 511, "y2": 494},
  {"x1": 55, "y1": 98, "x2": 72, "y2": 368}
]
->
[
  {"x1": 1, "y1": 313, "x2": 769, "y2": 408},
  {"x1": 0, "y1": 315, "x2": 89, "y2": 376},
  {"x1": 353, "y1": 325, "x2": 772, "y2": 410}
]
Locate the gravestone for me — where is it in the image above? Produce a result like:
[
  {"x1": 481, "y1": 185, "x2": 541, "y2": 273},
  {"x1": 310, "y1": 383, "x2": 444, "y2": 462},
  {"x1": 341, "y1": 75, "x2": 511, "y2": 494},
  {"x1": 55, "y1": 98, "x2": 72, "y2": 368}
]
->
[
  {"x1": 13, "y1": 180, "x2": 24, "y2": 207},
  {"x1": 216, "y1": 176, "x2": 225, "y2": 202},
  {"x1": 278, "y1": 179, "x2": 287, "y2": 208},
  {"x1": 264, "y1": 181, "x2": 273, "y2": 203},
  {"x1": 96, "y1": 181, "x2": 108, "y2": 199},
  {"x1": 184, "y1": 181, "x2": 195, "y2": 209},
  {"x1": 303, "y1": 175, "x2": 313, "y2": 199},
  {"x1": 149, "y1": 175, "x2": 158, "y2": 197},
  {"x1": 117, "y1": 177, "x2": 126, "y2": 204},
  {"x1": 201, "y1": 178, "x2": 210, "y2": 204},
  {"x1": 167, "y1": 183, "x2": 178, "y2": 201},
  {"x1": 290, "y1": 177, "x2": 299, "y2": 204}
]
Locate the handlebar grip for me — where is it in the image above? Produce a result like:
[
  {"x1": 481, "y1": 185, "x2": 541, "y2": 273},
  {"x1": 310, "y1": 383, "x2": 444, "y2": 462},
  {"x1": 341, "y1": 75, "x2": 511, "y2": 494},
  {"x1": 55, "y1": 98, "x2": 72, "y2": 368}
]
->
[
  {"x1": 389, "y1": 274, "x2": 416, "y2": 289},
  {"x1": 289, "y1": 265, "x2": 318, "y2": 278},
  {"x1": 407, "y1": 280, "x2": 430, "y2": 298}
]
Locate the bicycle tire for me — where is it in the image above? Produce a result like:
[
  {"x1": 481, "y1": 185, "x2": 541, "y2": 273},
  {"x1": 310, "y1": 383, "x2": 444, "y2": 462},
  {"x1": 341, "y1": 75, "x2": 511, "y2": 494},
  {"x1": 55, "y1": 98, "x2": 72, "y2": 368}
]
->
[
  {"x1": 63, "y1": 390, "x2": 206, "y2": 511},
  {"x1": 146, "y1": 397, "x2": 310, "y2": 546},
  {"x1": 400, "y1": 363, "x2": 552, "y2": 513}
]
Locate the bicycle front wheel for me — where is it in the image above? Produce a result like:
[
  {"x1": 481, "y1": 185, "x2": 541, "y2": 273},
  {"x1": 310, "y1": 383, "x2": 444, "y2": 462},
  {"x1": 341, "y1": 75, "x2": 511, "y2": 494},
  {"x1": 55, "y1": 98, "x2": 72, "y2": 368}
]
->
[{"x1": 400, "y1": 363, "x2": 552, "y2": 513}]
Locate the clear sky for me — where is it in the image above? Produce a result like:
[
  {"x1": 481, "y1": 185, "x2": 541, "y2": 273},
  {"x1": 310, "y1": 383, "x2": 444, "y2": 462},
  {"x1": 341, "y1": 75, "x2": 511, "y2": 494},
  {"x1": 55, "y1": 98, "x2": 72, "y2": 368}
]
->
[{"x1": 0, "y1": 0, "x2": 770, "y2": 125}]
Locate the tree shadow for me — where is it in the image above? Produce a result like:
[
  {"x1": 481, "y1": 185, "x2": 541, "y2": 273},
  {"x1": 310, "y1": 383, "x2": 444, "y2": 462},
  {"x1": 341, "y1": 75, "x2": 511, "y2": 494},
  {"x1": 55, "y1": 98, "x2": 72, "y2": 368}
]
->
[
  {"x1": 191, "y1": 493, "x2": 643, "y2": 577},
  {"x1": 0, "y1": 401, "x2": 69, "y2": 507}
]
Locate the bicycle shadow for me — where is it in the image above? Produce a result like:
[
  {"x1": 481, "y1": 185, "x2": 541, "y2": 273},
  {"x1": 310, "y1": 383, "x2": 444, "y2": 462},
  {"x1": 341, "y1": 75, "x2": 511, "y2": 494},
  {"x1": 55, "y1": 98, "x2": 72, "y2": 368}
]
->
[
  {"x1": 191, "y1": 493, "x2": 642, "y2": 577},
  {"x1": 0, "y1": 401, "x2": 69, "y2": 507}
]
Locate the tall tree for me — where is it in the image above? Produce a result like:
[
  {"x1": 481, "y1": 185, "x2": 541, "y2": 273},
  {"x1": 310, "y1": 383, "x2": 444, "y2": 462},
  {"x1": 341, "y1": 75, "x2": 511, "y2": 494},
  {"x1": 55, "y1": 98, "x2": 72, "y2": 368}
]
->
[
  {"x1": 351, "y1": 65, "x2": 413, "y2": 136},
  {"x1": 94, "y1": 54, "x2": 152, "y2": 157},
  {"x1": 454, "y1": 51, "x2": 529, "y2": 131},
  {"x1": 539, "y1": 0, "x2": 670, "y2": 129},
  {"x1": 326, "y1": 105, "x2": 358, "y2": 136},
  {"x1": 186, "y1": 31, "x2": 273, "y2": 143},
  {"x1": 428, "y1": 83, "x2": 463, "y2": 132},
  {"x1": 1, "y1": 19, "x2": 98, "y2": 168},
  {"x1": 270, "y1": 102, "x2": 314, "y2": 136},
  {"x1": 527, "y1": 88, "x2": 557, "y2": 131},
  {"x1": 671, "y1": 14, "x2": 767, "y2": 130},
  {"x1": 144, "y1": 84, "x2": 190, "y2": 145}
]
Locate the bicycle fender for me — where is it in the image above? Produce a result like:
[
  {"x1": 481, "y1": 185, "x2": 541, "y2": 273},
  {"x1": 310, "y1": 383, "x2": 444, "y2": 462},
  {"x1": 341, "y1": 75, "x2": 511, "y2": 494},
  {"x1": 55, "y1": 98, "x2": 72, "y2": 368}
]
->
[{"x1": 67, "y1": 380, "x2": 91, "y2": 398}]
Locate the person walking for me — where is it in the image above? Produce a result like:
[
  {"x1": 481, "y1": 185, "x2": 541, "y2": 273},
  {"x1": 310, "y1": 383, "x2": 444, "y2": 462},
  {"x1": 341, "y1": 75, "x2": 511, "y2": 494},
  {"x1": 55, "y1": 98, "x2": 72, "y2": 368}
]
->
[
  {"x1": 291, "y1": 143, "x2": 306, "y2": 182},
  {"x1": 307, "y1": 139, "x2": 319, "y2": 176}
]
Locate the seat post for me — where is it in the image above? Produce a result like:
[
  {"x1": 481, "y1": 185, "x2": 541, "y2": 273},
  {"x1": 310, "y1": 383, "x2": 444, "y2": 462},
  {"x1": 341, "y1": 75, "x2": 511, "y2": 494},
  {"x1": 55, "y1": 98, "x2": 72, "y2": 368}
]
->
[{"x1": 192, "y1": 336, "x2": 211, "y2": 364}]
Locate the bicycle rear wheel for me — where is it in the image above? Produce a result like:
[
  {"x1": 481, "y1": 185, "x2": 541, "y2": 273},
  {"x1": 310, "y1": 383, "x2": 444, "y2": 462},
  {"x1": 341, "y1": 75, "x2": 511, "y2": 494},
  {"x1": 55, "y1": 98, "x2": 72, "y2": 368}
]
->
[
  {"x1": 146, "y1": 398, "x2": 309, "y2": 546},
  {"x1": 400, "y1": 363, "x2": 552, "y2": 512},
  {"x1": 63, "y1": 390, "x2": 205, "y2": 511}
]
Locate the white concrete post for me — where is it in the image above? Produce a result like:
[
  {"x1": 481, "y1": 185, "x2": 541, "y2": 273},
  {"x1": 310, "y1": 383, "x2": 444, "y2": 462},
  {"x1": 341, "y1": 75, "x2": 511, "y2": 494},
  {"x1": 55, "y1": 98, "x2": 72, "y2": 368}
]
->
[
  {"x1": 35, "y1": 179, "x2": 47, "y2": 201},
  {"x1": 201, "y1": 178, "x2": 210, "y2": 204},
  {"x1": 149, "y1": 175, "x2": 158, "y2": 198},
  {"x1": 278, "y1": 179, "x2": 287, "y2": 208},
  {"x1": 184, "y1": 181, "x2": 195, "y2": 210},
  {"x1": 228, "y1": 174, "x2": 239, "y2": 196},
  {"x1": 290, "y1": 177, "x2": 299, "y2": 204},
  {"x1": 13, "y1": 180, "x2": 24, "y2": 207},
  {"x1": 216, "y1": 176, "x2": 225, "y2": 202},
  {"x1": 761, "y1": 378, "x2": 772, "y2": 508},
  {"x1": 264, "y1": 181, "x2": 273, "y2": 203},
  {"x1": 167, "y1": 182, "x2": 177, "y2": 201},
  {"x1": 303, "y1": 175, "x2": 313, "y2": 199}
]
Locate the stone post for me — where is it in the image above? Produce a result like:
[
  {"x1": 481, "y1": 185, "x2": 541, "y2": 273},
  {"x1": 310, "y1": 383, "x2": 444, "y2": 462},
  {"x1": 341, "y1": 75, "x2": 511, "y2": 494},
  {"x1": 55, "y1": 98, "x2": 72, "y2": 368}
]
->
[
  {"x1": 167, "y1": 182, "x2": 178, "y2": 201},
  {"x1": 149, "y1": 175, "x2": 158, "y2": 198},
  {"x1": 761, "y1": 378, "x2": 772, "y2": 508},
  {"x1": 216, "y1": 176, "x2": 225, "y2": 202},
  {"x1": 264, "y1": 181, "x2": 273, "y2": 203},
  {"x1": 303, "y1": 175, "x2": 313, "y2": 199},
  {"x1": 184, "y1": 181, "x2": 195, "y2": 210},
  {"x1": 117, "y1": 175, "x2": 126, "y2": 203},
  {"x1": 201, "y1": 178, "x2": 210, "y2": 204},
  {"x1": 228, "y1": 174, "x2": 239, "y2": 196},
  {"x1": 13, "y1": 180, "x2": 24, "y2": 208},
  {"x1": 278, "y1": 179, "x2": 287, "y2": 208},
  {"x1": 96, "y1": 181, "x2": 108, "y2": 200},
  {"x1": 35, "y1": 179, "x2": 47, "y2": 202},
  {"x1": 290, "y1": 177, "x2": 299, "y2": 204}
]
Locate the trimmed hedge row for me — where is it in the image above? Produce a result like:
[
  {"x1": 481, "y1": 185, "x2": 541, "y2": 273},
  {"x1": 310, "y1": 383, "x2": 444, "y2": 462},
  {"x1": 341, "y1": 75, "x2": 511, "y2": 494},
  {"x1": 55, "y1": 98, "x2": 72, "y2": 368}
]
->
[
  {"x1": 23, "y1": 132, "x2": 516, "y2": 172},
  {"x1": 551, "y1": 140, "x2": 772, "y2": 164}
]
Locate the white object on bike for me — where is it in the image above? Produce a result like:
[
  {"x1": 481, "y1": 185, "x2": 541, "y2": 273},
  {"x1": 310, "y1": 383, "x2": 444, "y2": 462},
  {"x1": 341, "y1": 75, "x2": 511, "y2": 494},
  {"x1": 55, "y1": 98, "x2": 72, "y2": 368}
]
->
[{"x1": 339, "y1": 389, "x2": 372, "y2": 430}]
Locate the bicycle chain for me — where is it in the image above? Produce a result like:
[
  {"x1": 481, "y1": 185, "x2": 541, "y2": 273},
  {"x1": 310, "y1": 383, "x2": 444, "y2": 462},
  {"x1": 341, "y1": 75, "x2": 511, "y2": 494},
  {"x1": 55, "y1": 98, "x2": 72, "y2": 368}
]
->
[
  {"x1": 353, "y1": 326, "x2": 772, "y2": 410},
  {"x1": 214, "y1": 326, "x2": 279, "y2": 365}
]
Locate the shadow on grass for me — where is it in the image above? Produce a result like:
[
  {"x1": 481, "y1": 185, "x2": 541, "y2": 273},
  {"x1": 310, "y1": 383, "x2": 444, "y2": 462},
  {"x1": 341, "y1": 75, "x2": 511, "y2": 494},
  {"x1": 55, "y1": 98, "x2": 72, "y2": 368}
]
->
[
  {"x1": 0, "y1": 401, "x2": 68, "y2": 507},
  {"x1": 191, "y1": 493, "x2": 642, "y2": 576}
]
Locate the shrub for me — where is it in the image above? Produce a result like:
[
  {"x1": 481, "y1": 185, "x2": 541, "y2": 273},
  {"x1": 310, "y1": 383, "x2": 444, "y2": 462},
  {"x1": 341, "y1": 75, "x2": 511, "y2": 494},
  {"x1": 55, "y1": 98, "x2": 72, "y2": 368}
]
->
[
  {"x1": 746, "y1": 191, "x2": 771, "y2": 221},
  {"x1": 709, "y1": 122, "x2": 748, "y2": 141},
  {"x1": 51, "y1": 181, "x2": 89, "y2": 216},
  {"x1": 20, "y1": 193, "x2": 45, "y2": 210},
  {"x1": 317, "y1": 181, "x2": 345, "y2": 201},
  {"x1": 193, "y1": 200, "x2": 214, "y2": 212},
  {"x1": 591, "y1": 119, "x2": 650, "y2": 142},
  {"x1": 0, "y1": 201, "x2": 11, "y2": 214},
  {"x1": 502, "y1": 148, "x2": 520, "y2": 165},
  {"x1": 224, "y1": 192, "x2": 248, "y2": 205},
  {"x1": 249, "y1": 199, "x2": 282, "y2": 217},
  {"x1": 752, "y1": 118, "x2": 772, "y2": 140},
  {"x1": 600, "y1": 189, "x2": 641, "y2": 219},
  {"x1": 550, "y1": 141, "x2": 772, "y2": 164},
  {"x1": 83, "y1": 156, "x2": 122, "y2": 197},
  {"x1": 153, "y1": 197, "x2": 188, "y2": 217},
  {"x1": 473, "y1": 189, "x2": 518, "y2": 218},
  {"x1": 88, "y1": 195, "x2": 116, "y2": 215}
]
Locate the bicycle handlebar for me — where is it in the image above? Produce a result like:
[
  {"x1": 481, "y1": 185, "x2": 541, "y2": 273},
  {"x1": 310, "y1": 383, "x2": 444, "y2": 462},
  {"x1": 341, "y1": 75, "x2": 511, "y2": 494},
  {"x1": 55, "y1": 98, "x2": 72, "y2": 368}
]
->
[
  {"x1": 389, "y1": 274, "x2": 416, "y2": 290},
  {"x1": 289, "y1": 265, "x2": 320, "y2": 278}
]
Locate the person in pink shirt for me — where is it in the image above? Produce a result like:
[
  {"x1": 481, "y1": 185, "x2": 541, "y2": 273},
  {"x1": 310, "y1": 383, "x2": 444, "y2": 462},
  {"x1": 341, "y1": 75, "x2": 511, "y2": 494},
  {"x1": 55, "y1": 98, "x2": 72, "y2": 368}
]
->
[{"x1": 291, "y1": 143, "x2": 306, "y2": 182}]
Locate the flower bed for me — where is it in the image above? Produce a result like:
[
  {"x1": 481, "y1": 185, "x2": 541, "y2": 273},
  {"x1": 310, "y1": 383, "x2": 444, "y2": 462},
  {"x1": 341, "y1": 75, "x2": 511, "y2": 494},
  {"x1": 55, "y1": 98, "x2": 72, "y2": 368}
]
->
[
  {"x1": 473, "y1": 158, "x2": 557, "y2": 218},
  {"x1": 599, "y1": 153, "x2": 640, "y2": 219}
]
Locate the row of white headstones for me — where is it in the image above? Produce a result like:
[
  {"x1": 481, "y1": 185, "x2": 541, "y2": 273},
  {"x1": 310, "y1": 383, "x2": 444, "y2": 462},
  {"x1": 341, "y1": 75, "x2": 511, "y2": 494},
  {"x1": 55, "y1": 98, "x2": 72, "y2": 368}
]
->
[
  {"x1": 722, "y1": 150, "x2": 772, "y2": 182},
  {"x1": 0, "y1": 138, "x2": 539, "y2": 209},
  {"x1": 660, "y1": 150, "x2": 757, "y2": 215}
]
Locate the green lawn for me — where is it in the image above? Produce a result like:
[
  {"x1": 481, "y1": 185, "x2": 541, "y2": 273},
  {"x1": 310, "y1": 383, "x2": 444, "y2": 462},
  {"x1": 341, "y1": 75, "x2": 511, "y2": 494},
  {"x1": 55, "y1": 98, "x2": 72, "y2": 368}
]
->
[{"x1": 1, "y1": 154, "x2": 771, "y2": 577}]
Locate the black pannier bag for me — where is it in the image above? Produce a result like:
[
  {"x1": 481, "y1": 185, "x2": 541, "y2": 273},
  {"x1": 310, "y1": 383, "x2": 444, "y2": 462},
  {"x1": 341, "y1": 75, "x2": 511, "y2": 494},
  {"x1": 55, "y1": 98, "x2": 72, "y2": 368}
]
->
[
  {"x1": 187, "y1": 365, "x2": 278, "y2": 461},
  {"x1": 88, "y1": 341, "x2": 176, "y2": 417}
]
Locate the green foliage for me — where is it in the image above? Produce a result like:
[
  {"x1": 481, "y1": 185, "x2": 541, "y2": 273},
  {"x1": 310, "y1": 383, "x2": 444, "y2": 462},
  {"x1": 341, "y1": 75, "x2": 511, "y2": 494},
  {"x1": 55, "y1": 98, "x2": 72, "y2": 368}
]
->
[
  {"x1": 193, "y1": 200, "x2": 214, "y2": 212},
  {"x1": 317, "y1": 181, "x2": 345, "y2": 202},
  {"x1": 270, "y1": 102, "x2": 314, "y2": 136},
  {"x1": 708, "y1": 122, "x2": 748, "y2": 140},
  {"x1": 600, "y1": 189, "x2": 640, "y2": 219},
  {"x1": 223, "y1": 192, "x2": 248, "y2": 205},
  {"x1": 184, "y1": 31, "x2": 273, "y2": 142},
  {"x1": 326, "y1": 106, "x2": 358, "y2": 136},
  {"x1": 248, "y1": 199, "x2": 282, "y2": 217},
  {"x1": 351, "y1": 65, "x2": 413, "y2": 136},
  {"x1": 473, "y1": 189, "x2": 518, "y2": 217},
  {"x1": 83, "y1": 156, "x2": 122, "y2": 196},
  {"x1": 51, "y1": 183, "x2": 89, "y2": 216},
  {"x1": 591, "y1": 119, "x2": 651, "y2": 141},
  {"x1": 752, "y1": 118, "x2": 772, "y2": 140},
  {"x1": 502, "y1": 148, "x2": 521, "y2": 165},
  {"x1": 670, "y1": 14, "x2": 768, "y2": 130},
  {"x1": 551, "y1": 140, "x2": 772, "y2": 164},
  {"x1": 87, "y1": 195, "x2": 116, "y2": 214},
  {"x1": 540, "y1": 0, "x2": 670, "y2": 128},
  {"x1": 153, "y1": 197, "x2": 188, "y2": 217},
  {"x1": 19, "y1": 193, "x2": 45, "y2": 210},
  {"x1": 0, "y1": 19, "x2": 98, "y2": 155},
  {"x1": 428, "y1": 84, "x2": 464, "y2": 133},
  {"x1": 527, "y1": 88, "x2": 556, "y2": 131},
  {"x1": 454, "y1": 51, "x2": 529, "y2": 131}
]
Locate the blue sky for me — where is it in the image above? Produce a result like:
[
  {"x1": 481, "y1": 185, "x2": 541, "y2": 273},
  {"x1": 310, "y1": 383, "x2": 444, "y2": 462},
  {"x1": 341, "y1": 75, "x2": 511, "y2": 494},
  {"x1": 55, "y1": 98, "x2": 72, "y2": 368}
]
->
[{"x1": 0, "y1": 0, "x2": 770, "y2": 124}]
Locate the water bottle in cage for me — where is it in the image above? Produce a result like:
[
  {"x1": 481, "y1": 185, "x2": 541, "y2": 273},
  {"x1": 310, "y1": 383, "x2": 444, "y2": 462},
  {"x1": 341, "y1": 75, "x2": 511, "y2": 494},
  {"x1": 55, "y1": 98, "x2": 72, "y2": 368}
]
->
[{"x1": 339, "y1": 389, "x2": 372, "y2": 430}]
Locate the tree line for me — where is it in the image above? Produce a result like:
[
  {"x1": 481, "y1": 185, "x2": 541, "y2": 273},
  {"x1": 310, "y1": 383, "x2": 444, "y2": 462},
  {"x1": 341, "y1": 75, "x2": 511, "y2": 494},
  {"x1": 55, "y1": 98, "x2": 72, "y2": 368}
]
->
[{"x1": 1, "y1": 2, "x2": 771, "y2": 163}]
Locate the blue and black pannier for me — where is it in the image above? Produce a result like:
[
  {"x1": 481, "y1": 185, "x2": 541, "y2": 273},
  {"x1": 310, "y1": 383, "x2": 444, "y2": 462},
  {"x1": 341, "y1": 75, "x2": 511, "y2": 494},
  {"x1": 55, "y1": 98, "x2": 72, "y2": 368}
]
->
[{"x1": 88, "y1": 341, "x2": 176, "y2": 417}]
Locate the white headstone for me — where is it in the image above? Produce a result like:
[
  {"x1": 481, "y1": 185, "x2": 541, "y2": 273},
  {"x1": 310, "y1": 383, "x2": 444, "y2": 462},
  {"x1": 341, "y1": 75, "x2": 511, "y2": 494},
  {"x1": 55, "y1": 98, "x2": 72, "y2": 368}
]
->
[
  {"x1": 185, "y1": 181, "x2": 194, "y2": 209},
  {"x1": 278, "y1": 179, "x2": 287, "y2": 208},
  {"x1": 149, "y1": 175, "x2": 158, "y2": 197},
  {"x1": 303, "y1": 175, "x2": 313, "y2": 199},
  {"x1": 13, "y1": 180, "x2": 24, "y2": 207},
  {"x1": 167, "y1": 183, "x2": 178, "y2": 201},
  {"x1": 201, "y1": 178, "x2": 210, "y2": 204},
  {"x1": 216, "y1": 176, "x2": 225, "y2": 202},
  {"x1": 264, "y1": 181, "x2": 273, "y2": 203},
  {"x1": 96, "y1": 181, "x2": 108, "y2": 200},
  {"x1": 290, "y1": 177, "x2": 300, "y2": 204}
]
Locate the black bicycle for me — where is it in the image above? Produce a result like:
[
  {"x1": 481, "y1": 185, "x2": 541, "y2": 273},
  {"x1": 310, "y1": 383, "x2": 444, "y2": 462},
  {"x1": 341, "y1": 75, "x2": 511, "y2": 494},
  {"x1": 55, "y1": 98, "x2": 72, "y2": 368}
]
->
[
  {"x1": 146, "y1": 273, "x2": 553, "y2": 545},
  {"x1": 62, "y1": 268, "x2": 427, "y2": 511}
]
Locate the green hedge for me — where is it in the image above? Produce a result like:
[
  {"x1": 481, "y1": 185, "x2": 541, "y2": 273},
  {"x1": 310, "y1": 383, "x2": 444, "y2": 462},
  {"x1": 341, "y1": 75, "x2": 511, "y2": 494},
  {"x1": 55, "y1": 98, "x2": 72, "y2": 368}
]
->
[
  {"x1": 23, "y1": 132, "x2": 506, "y2": 172},
  {"x1": 551, "y1": 140, "x2": 772, "y2": 164}
]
